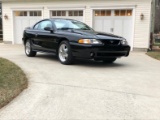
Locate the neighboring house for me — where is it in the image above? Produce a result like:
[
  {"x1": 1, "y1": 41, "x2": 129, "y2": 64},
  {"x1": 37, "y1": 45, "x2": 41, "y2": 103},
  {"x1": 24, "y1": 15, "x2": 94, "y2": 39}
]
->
[
  {"x1": 0, "y1": 0, "x2": 153, "y2": 51},
  {"x1": 154, "y1": 0, "x2": 160, "y2": 33}
]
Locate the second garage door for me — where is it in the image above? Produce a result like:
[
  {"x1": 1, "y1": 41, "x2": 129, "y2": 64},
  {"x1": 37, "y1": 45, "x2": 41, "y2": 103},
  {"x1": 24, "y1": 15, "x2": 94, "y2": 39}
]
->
[{"x1": 94, "y1": 9, "x2": 133, "y2": 49}]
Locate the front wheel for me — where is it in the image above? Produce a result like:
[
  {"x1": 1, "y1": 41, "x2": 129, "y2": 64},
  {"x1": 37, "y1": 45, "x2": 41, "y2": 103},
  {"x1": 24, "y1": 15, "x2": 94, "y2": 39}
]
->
[
  {"x1": 102, "y1": 58, "x2": 117, "y2": 63},
  {"x1": 58, "y1": 41, "x2": 74, "y2": 65},
  {"x1": 25, "y1": 40, "x2": 36, "y2": 57}
]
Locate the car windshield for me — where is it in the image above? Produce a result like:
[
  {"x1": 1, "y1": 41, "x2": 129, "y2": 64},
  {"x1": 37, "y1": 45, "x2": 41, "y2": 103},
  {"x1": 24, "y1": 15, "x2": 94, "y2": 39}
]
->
[{"x1": 53, "y1": 19, "x2": 93, "y2": 31}]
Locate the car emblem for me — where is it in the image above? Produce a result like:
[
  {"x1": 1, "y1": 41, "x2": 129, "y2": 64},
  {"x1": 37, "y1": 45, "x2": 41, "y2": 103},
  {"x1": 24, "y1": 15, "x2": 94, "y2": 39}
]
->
[{"x1": 110, "y1": 41, "x2": 114, "y2": 44}]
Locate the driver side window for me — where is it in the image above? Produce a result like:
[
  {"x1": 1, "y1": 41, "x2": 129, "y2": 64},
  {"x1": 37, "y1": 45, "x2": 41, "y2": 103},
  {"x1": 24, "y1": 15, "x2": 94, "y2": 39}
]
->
[
  {"x1": 37, "y1": 20, "x2": 52, "y2": 30},
  {"x1": 33, "y1": 23, "x2": 39, "y2": 30}
]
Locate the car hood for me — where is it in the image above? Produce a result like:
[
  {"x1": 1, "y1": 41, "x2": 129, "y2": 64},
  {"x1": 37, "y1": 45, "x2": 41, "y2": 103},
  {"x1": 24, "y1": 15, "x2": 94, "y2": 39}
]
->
[{"x1": 72, "y1": 30, "x2": 122, "y2": 40}]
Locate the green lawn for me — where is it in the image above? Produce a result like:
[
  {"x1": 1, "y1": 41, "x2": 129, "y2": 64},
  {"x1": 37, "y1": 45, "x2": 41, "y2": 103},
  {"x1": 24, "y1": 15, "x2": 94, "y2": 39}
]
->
[
  {"x1": 0, "y1": 58, "x2": 28, "y2": 108},
  {"x1": 146, "y1": 51, "x2": 160, "y2": 60}
]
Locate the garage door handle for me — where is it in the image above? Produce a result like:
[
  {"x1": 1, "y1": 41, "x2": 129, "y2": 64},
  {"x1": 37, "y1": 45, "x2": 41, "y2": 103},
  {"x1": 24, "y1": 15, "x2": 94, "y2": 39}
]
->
[{"x1": 110, "y1": 28, "x2": 114, "y2": 32}]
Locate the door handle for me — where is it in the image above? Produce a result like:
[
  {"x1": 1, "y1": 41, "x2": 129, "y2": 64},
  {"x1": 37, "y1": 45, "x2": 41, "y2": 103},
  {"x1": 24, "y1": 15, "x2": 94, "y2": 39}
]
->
[{"x1": 110, "y1": 28, "x2": 114, "y2": 32}]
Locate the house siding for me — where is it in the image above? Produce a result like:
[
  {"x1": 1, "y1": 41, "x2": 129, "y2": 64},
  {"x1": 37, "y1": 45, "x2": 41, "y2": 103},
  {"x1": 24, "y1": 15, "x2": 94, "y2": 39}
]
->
[{"x1": 2, "y1": 0, "x2": 152, "y2": 49}]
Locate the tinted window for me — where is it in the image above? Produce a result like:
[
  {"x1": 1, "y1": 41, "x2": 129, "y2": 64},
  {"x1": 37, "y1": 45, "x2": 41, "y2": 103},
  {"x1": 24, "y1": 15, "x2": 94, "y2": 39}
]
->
[
  {"x1": 33, "y1": 23, "x2": 40, "y2": 29},
  {"x1": 37, "y1": 20, "x2": 52, "y2": 30}
]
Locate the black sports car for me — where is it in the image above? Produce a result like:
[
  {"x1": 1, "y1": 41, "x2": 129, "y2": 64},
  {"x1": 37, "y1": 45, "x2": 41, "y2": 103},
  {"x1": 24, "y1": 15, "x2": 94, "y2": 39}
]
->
[{"x1": 22, "y1": 18, "x2": 130, "y2": 65}]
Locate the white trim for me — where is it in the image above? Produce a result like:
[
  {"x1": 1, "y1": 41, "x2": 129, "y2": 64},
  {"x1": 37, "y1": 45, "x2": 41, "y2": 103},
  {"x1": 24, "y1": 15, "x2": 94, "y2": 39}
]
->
[
  {"x1": 90, "y1": 9, "x2": 93, "y2": 27},
  {"x1": 11, "y1": 10, "x2": 14, "y2": 44},
  {"x1": 90, "y1": 5, "x2": 137, "y2": 9},
  {"x1": 11, "y1": 7, "x2": 44, "y2": 10},
  {"x1": 42, "y1": 7, "x2": 44, "y2": 19},
  {"x1": 148, "y1": 0, "x2": 152, "y2": 49},
  {"x1": 91, "y1": 6, "x2": 136, "y2": 51},
  {"x1": 47, "y1": 6, "x2": 86, "y2": 10},
  {"x1": 83, "y1": 9, "x2": 86, "y2": 23},
  {"x1": 131, "y1": 7, "x2": 136, "y2": 51}
]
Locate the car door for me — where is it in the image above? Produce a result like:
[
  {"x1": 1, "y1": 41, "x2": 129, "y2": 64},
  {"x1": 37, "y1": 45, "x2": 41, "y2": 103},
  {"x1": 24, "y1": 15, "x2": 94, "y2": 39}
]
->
[
  {"x1": 30, "y1": 22, "x2": 42, "y2": 50},
  {"x1": 35, "y1": 20, "x2": 57, "y2": 52}
]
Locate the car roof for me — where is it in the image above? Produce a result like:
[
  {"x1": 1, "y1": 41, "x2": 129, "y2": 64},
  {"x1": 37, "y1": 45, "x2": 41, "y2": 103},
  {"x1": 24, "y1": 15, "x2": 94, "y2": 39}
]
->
[{"x1": 36, "y1": 18, "x2": 82, "y2": 24}]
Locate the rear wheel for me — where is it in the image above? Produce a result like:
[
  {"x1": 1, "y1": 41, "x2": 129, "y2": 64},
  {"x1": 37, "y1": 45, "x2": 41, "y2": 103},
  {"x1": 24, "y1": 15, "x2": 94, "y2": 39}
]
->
[
  {"x1": 25, "y1": 40, "x2": 36, "y2": 57},
  {"x1": 58, "y1": 41, "x2": 74, "y2": 65},
  {"x1": 102, "y1": 58, "x2": 117, "y2": 63}
]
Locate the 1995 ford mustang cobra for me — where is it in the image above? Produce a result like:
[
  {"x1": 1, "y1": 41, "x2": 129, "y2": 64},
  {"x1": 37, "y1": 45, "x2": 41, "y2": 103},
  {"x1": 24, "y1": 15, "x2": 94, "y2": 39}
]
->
[{"x1": 22, "y1": 18, "x2": 130, "y2": 65}]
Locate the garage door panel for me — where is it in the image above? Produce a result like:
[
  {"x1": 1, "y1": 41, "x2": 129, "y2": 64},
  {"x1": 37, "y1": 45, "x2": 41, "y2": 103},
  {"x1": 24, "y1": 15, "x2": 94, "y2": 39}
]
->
[
  {"x1": 67, "y1": 17, "x2": 83, "y2": 22},
  {"x1": 14, "y1": 11, "x2": 42, "y2": 44},
  {"x1": 15, "y1": 17, "x2": 29, "y2": 44},
  {"x1": 14, "y1": 18, "x2": 23, "y2": 44},
  {"x1": 123, "y1": 19, "x2": 133, "y2": 46},
  {"x1": 29, "y1": 18, "x2": 41, "y2": 27},
  {"x1": 114, "y1": 19, "x2": 123, "y2": 36},
  {"x1": 94, "y1": 18, "x2": 103, "y2": 31},
  {"x1": 103, "y1": 19, "x2": 112, "y2": 33},
  {"x1": 22, "y1": 19, "x2": 30, "y2": 29}
]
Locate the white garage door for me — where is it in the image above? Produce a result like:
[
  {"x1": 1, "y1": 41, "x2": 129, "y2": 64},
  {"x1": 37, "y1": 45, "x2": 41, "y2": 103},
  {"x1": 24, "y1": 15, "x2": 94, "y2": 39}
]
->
[
  {"x1": 94, "y1": 9, "x2": 133, "y2": 49},
  {"x1": 14, "y1": 11, "x2": 42, "y2": 44},
  {"x1": 50, "y1": 10, "x2": 83, "y2": 22}
]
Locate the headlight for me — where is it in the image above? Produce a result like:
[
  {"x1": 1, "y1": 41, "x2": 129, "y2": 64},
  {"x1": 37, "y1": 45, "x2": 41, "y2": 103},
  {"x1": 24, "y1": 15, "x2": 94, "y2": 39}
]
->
[
  {"x1": 78, "y1": 39, "x2": 102, "y2": 44},
  {"x1": 120, "y1": 38, "x2": 128, "y2": 45}
]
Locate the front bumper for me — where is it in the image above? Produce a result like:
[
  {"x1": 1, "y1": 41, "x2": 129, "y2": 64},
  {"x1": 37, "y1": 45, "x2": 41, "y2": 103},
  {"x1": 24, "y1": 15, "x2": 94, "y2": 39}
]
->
[{"x1": 70, "y1": 42, "x2": 130, "y2": 59}]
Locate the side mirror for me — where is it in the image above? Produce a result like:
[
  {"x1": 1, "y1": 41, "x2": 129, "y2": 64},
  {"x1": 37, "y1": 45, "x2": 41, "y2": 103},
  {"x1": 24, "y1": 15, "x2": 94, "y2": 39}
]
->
[{"x1": 44, "y1": 27, "x2": 54, "y2": 32}]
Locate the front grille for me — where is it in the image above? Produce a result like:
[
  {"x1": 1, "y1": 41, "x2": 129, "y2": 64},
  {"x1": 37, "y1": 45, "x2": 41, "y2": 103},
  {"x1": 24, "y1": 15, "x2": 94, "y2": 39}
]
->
[{"x1": 101, "y1": 40, "x2": 120, "y2": 46}]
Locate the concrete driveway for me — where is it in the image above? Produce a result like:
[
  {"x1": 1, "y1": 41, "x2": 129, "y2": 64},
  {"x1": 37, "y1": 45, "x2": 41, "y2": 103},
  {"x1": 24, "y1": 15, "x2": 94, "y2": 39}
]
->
[{"x1": 0, "y1": 44, "x2": 160, "y2": 120}]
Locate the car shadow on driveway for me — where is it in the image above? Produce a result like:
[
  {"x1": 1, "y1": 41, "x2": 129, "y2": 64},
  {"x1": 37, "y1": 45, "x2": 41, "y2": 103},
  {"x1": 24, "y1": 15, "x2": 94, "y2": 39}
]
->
[
  {"x1": 35, "y1": 54, "x2": 129, "y2": 68},
  {"x1": 74, "y1": 59, "x2": 128, "y2": 68}
]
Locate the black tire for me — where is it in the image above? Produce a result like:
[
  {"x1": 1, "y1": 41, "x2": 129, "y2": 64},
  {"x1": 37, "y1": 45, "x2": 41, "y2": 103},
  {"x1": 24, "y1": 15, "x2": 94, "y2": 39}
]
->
[
  {"x1": 102, "y1": 58, "x2": 117, "y2": 63},
  {"x1": 25, "y1": 40, "x2": 37, "y2": 57},
  {"x1": 58, "y1": 41, "x2": 74, "y2": 65}
]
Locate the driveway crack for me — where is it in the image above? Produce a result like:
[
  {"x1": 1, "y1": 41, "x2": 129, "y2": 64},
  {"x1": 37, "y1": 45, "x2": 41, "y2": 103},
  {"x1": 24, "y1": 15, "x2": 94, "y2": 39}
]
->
[{"x1": 30, "y1": 81, "x2": 160, "y2": 99}]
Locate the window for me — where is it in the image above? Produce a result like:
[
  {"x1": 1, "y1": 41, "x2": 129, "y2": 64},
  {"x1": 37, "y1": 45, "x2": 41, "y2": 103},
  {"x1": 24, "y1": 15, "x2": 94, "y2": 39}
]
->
[
  {"x1": 51, "y1": 10, "x2": 83, "y2": 17},
  {"x1": 95, "y1": 10, "x2": 111, "y2": 16},
  {"x1": 114, "y1": 10, "x2": 132, "y2": 16},
  {"x1": 114, "y1": 10, "x2": 119, "y2": 16},
  {"x1": 30, "y1": 11, "x2": 41, "y2": 16},
  {"x1": 127, "y1": 10, "x2": 132, "y2": 16},
  {"x1": 37, "y1": 21, "x2": 52, "y2": 30},
  {"x1": 68, "y1": 11, "x2": 83, "y2": 16},
  {"x1": 121, "y1": 10, "x2": 126, "y2": 16},
  {"x1": 14, "y1": 11, "x2": 27, "y2": 16},
  {"x1": 51, "y1": 11, "x2": 66, "y2": 16},
  {"x1": 14, "y1": 11, "x2": 42, "y2": 17},
  {"x1": 33, "y1": 23, "x2": 40, "y2": 30}
]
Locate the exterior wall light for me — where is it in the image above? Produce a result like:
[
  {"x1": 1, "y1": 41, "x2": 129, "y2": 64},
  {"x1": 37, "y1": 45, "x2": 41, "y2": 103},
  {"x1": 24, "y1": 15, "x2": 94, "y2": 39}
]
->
[
  {"x1": 140, "y1": 13, "x2": 144, "y2": 20},
  {"x1": 4, "y1": 14, "x2": 8, "y2": 20}
]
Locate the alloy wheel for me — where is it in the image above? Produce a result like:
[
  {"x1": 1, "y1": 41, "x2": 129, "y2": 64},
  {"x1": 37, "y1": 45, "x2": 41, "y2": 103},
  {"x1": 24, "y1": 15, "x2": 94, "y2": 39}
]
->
[
  {"x1": 25, "y1": 41, "x2": 31, "y2": 55},
  {"x1": 59, "y1": 43, "x2": 69, "y2": 62}
]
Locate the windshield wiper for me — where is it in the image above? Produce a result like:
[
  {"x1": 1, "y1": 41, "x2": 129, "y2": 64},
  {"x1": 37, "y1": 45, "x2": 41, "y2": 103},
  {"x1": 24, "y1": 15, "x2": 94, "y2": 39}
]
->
[{"x1": 80, "y1": 28, "x2": 90, "y2": 30}]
